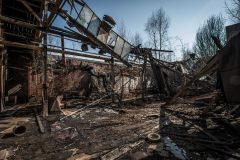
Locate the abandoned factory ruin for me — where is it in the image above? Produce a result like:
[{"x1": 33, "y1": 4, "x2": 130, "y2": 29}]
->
[{"x1": 0, "y1": 0, "x2": 240, "y2": 159}]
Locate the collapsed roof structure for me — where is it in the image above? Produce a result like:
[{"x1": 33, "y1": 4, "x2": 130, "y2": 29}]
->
[{"x1": 0, "y1": 0, "x2": 239, "y2": 159}]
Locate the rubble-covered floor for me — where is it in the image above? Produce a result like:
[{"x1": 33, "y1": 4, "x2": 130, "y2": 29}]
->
[
  {"x1": 0, "y1": 102, "x2": 160, "y2": 160},
  {"x1": 0, "y1": 101, "x2": 239, "y2": 160}
]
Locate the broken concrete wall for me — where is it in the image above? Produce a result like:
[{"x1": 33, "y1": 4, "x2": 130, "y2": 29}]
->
[{"x1": 28, "y1": 59, "x2": 156, "y2": 101}]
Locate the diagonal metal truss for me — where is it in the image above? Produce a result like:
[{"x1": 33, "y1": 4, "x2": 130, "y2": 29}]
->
[{"x1": 48, "y1": 0, "x2": 132, "y2": 66}]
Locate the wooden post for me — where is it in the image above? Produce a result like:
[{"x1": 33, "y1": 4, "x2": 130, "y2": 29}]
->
[
  {"x1": 141, "y1": 51, "x2": 147, "y2": 101},
  {"x1": 110, "y1": 56, "x2": 115, "y2": 103},
  {"x1": 0, "y1": 0, "x2": 5, "y2": 112},
  {"x1": 61, "y1": 35, "x2": 66, "y2": 66},
  {"x1": 0, "y1": 15, "x2": 38, "y2": 29},
  {"x1": 42, "y1": 0, "x2": 48, "y2": 117},
  {"x1": 0, "y1": 49, "x2": 5, "y2": 112}
]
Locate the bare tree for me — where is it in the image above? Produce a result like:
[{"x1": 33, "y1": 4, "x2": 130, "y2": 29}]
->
[
  {"x1": 145, "y1": 12, "x2": 158, "y2": 52},
  {"x1": 156, "y1": 8, "x2": 170, "y2": 50},
  {"x1": 225, "y1": 0, "x2": 240, "y2": 23},
  {"x1": 193, "y1": 14, "x2": 226, "y2": 58},
  {"x1": 145, "y1": 8, "x2": 170, "y2": 59},
  {"x1": 117, "y1": 21, "x2": 131, "y2": 41},
  {"x1": 131, "y1": 32, "x2": 143, "y2": 46}
]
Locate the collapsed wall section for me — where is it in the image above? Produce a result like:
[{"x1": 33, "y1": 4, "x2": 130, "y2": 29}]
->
[{"x1": 29, "y1": 58, "x2": 156, "y2": 102}]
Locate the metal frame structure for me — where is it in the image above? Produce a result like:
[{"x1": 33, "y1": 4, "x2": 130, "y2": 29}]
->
[{"x1": 0, "y1": 0, "x2": 174, "y2": 115}]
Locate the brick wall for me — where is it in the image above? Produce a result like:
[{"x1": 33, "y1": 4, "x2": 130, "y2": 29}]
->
[{"x1": 28, "y1": 59, "x2": 155, "y2": 100}]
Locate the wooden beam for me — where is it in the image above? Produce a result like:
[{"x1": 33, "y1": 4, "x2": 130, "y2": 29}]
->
[
  {"x1": 0, "y1": 49, "x2": 6, "y2": 112},
  {"x1": 0, "y1": 40, "x2": 121, "y2": 63},
  {"x1": 0, "y1": 40, "x2": 41, "y2": 50},
  {"x1": 0, "y1": 54, "x2": 4, "y2": 112},
  {"x1": 17, "y1": 0, "x2": 42, "y2": 23},
  {"x1": 19, "y1": 0, "x2": 41, "y2": 9},
  {"x1": 0, "y1": 0, "x2": 4, "y2": 112},
  {"x1": 0, "y1": 15, "x2": 38, "y2": 29},
  {"x1": 0, "y1": 0, "x2": 2, "y2": 39}
]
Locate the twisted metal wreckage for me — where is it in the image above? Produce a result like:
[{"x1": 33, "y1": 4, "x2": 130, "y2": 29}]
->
[{"x1": 0, "y1": 0, "x2": 240, "y2": 159}]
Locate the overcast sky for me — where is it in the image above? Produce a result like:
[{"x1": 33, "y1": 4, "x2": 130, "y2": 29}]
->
[{"x1": 84, "y1": 0, "x2": 232, "y2": 59}]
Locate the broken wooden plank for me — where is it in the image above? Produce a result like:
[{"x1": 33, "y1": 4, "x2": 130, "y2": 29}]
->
[
  {"x1": 165, "y1": 108, "x2": 219, "y2": 141},
  {"x1": 230, "y1": 105, "x2": 240, "y2": 114},
  {"x1": 210, "y1": 113, "x2": 240, "y2": 136},
  {"x1": 8, "y1": 84, "x2": 22, "y2": 96},
  {"x1": 51, "y1": 96, "x2": 64, "y2": 112},
  {"x1": 60, "y1": 94, "x2": 112, "y2": 121},
  {"x1": 165, "y1": 108, "x2": 234, "y2": 152},
  {"x1": 100, "y1": 140, "x2": 144, "y2": 160},
  {"x1": 34, "y1": 108, "x2": 45, "y2": 133},
  {"x1": 198, "y1": 143, "x2": 240, "y2": 159}
]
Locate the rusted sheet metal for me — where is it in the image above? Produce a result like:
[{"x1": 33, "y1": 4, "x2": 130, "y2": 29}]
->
[{"x1": 219, "y1": 31, "x2": 240, "y2": 103}]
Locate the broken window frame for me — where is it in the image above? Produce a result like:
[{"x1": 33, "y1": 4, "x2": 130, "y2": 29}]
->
[
  {"x1": 114, "y1": 36, "x2": 125, "y2": 56},
  {"x1": 97, "y1": 27, "x2": 109, "y2": 44},
  {"x1": 87, "y1": 14, "x2": 101, "y2": 37},
  {"x1": 107, "y1": 30, "x2": 118, "y2": 49},
  {"x1": 50, "y1": 0, "x2": 133, "y2": 62},
  {"x1": 77, "y1": 5, "x2": 94, "y2": 28},
  {"x1": 121, "y1": 41, "x2": 131, "y2": 60}
]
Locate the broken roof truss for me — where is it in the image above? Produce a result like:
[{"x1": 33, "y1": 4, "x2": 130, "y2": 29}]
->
[{"x1": 49, "y1": 0, "x2": 132, "y2": 66}]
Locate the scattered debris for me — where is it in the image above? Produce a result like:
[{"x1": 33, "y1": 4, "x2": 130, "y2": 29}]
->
[
  {"x1": 163, "y1": 136, "x2": 188, "y2": 160},
  {"x1": 0, "y1": 149, "x2": 11, "y2": 160},
  {"x1": 34, "y1": 108, "x2": 45, "y2": 133},
  {"x1": 0, "y1": 0, "x2": 240, "y2": 159}
]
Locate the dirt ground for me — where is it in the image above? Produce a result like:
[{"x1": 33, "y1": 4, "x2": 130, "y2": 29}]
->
[{"x1": 0, "y1": 101, "x2": 239, "y2": 160}]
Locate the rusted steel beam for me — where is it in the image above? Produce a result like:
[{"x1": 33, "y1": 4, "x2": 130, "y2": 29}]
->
[
  {"x1": 49, "y1": 26, "x2": 91, "y2": 43},
  {"x1": 143, "y1": 48, "x2": 173, "y2": 53},
  {"x1": 17, "y1": 0, "x2": 42, "y2": 23},
  {"x1": 46, "y1": 0, "x2": 63, "y2": 28},
  {"x1": 47, "y1": 48, "x2": 120, "y2": 62},
  {"x1": 39, "y1": 0, "x2": 63, "y2": 40},
  {"x1": 60, "y1": 10, "x2": 132, "y2": 67}
]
